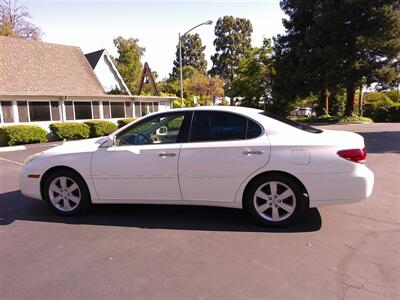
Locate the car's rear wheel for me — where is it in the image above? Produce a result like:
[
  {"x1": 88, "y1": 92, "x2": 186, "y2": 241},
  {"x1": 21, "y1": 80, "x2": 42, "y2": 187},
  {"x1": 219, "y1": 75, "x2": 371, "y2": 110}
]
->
[
  {"x1": 244, "y1": 174, "x2": 307, "y2": 226},
  {"x1": 43, "y1": 169, "x2": 91, "y2": 216}
]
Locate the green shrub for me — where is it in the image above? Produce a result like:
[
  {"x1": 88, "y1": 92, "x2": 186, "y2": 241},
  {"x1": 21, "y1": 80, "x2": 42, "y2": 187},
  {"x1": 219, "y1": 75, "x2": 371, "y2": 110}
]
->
[
  {"x1": 296, "y1": 115, "x2": 373, "y2": 124},
  {"x1": 364, "y1": 92, "x2": 394, "y2": 108},
  {"x1": 0, "y1": 125, "x2": 47, "y2": 146},
  {"x1": 117, "y1": 118, "x2": 136, "y2": 128},
  {"x1": 84, "y1": 120, "x2": 117, "y2": 137},
  {"x1": 364, "y1": 103, "x2": 400, "y2": 122},
  {"x1": 49, "y1": 122, "x2": 90, "y2": 141}
]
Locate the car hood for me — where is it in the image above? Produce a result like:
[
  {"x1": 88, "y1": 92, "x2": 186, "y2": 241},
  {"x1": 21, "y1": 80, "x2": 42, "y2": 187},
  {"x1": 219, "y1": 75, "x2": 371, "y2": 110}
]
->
[{"x1": 42, "y1": 137, "x2": 105, "y2": 156}]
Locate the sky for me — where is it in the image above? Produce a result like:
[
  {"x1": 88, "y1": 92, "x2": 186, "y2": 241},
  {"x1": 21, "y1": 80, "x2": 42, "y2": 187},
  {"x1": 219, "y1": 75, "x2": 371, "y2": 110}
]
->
[{"x1": 21, "y1": 0, "x2": 286, "y2": 80}]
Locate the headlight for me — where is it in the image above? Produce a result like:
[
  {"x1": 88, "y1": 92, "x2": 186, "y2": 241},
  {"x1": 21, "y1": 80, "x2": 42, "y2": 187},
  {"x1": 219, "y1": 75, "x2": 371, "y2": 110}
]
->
[{"x1": 24, "y1": 152, "x2": 43, "y2": 165}]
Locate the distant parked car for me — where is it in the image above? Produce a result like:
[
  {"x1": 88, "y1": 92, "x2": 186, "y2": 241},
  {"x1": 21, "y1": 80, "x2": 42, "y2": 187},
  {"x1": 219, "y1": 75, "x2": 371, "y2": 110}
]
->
[
  {"x1": 20, "y1": 106, "x2": 374, "y2": 226},
  {"x1": 292, "y1": 107, "x2": 314, "y2": 117}
]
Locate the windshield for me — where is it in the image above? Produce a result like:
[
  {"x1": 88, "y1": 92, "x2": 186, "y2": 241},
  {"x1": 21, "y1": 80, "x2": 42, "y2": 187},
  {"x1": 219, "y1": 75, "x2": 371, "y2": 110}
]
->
[{"x1": 260, "y1": 112, "x2": 323, "y2": 134}]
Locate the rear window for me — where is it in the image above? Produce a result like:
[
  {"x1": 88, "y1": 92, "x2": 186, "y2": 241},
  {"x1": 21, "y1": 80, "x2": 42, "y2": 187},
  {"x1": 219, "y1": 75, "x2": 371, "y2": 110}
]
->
[{"x1": 260, "y1": 112, "x2": 323, "y2": 134}]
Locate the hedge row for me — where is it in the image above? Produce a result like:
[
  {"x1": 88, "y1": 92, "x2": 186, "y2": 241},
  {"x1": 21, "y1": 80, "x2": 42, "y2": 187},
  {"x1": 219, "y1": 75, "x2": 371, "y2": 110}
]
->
[
  {"x1": 0, "y1": 119, "x2": 129, "y2": 146},
  {"x1": 49, "y1": 120, "x2": 120, "y2": 140},
  {"x1": 84, "y1": 120, "x2": 118, "y2": 137},
  {"x1": 0, "y1": 125, "x2": 48, "y2": 146},
  {"x1": 117, "y1": 118, "x2": 136, "y2": 128},
  {"x1": 363, "y1": 103, "x2": 400, "y2": 122},
  {"x1": 49, "y1": 122, "x2": 91, "y2": 140}
]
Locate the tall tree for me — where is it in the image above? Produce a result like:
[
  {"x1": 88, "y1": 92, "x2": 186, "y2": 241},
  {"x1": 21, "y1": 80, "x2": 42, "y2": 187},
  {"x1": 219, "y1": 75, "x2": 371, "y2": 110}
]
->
[
  {"x1": 334, "y1": 0, "x2": 400, "y2": 115},
  {"x1": 209, "y1": 16, "x2": 253, "y2": 102},
  {"x1": 0, "y1": 0, "x2": 42, "y2": 40},
  {"x1": 171, "y1": 33, "x2": 207, "y2": 78},
  {"x1": 113, "y1": 36, "x2": 145, "y2": 95},
  {"x1": 231, "y1": 38, "x2": 274, "y2": 109},
  {"x1": 273, "y1": 0, "x2": 400, "y2": 116}
]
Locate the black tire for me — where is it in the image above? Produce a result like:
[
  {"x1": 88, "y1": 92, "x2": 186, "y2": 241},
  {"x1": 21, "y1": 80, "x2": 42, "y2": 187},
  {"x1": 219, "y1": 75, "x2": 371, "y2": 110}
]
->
[
  {"x1": 42, "y1": 169, "x2": 91, "y2": 216},
  {"x1": 244, "y1": 174, "x2": 307, "y2": 226}
]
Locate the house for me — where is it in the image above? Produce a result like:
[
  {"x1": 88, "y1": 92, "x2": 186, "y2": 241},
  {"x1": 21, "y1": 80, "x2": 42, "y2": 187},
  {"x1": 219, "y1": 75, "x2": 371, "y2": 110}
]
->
[{"x1": 0, "y1": 36, "x2": 174, "y2": 129}]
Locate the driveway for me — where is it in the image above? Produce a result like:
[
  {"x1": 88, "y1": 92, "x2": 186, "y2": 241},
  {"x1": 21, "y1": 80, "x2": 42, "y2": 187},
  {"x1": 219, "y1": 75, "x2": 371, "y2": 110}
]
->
[{"x1": 0, "y1": 123, "x2": 399, "y2": 299}]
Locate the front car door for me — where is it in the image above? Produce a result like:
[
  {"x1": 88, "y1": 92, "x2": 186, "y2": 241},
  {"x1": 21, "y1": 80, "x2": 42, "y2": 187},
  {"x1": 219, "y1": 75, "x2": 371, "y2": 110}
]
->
[
  {"x1": 178, "y1": 111, "x2": 270, "y2": 202},
  {"x1": 91, "y1": 111, "x2": 190, "y2": 202}
]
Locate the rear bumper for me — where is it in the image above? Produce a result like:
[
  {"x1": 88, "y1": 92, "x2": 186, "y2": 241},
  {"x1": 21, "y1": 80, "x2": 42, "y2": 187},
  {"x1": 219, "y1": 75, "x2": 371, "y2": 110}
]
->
[{"x1": 298, "y1": 165, "x2": 374, "y2": 207}]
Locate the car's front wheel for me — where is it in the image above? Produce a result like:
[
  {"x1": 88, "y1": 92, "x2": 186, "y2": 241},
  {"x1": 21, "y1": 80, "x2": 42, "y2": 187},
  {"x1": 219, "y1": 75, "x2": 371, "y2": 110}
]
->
[
  {"x1": 244, "y1": 174, "x2": 307, "y2": 226},
  {"x1": 43, "y1": 169, "x2": 91, "y2": 216}
]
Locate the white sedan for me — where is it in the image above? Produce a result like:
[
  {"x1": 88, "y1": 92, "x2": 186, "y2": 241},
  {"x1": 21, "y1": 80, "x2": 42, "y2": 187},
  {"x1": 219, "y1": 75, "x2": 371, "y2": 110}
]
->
[{"x1": 20, "y1": 106, "x2": 374, "y2": 226}]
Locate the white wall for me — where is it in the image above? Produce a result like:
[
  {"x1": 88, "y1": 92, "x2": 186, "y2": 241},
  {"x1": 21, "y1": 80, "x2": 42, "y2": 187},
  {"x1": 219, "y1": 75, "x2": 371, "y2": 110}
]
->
[{"x1": 94, "y1": 54, "x2": 129, "y2": 94}]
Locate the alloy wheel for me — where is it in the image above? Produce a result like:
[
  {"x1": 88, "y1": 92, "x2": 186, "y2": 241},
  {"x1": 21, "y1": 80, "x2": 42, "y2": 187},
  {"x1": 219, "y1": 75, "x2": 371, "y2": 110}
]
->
[
  {"x1": 48, "y1": 176, "x2": 81, "y2": 212},
  {"x1": 253, "y1": 181, "x2": 297, "y2": 222}
]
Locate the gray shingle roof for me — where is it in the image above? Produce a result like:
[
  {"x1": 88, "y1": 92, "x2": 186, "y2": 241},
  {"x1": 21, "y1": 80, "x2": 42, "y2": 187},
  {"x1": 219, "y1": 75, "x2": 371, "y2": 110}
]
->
[{"x1": 0, "y1": 36, "x2": 105, "y2": 96}]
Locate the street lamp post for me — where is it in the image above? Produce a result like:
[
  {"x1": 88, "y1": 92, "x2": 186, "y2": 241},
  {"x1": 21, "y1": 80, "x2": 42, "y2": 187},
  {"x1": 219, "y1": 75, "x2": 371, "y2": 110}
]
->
[{"x1": 179, "y1": 20, "x2": 213, "y2": 108}]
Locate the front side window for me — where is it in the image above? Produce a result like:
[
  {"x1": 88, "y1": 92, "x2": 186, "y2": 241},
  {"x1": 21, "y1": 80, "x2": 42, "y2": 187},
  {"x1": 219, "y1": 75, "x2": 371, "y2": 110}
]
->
[
  {"x1": 190, "y1": 111, "x2": 250, "y2": 142},
  {"x1": 116, "y1": 113, "x2": 186, "y2": 146}
]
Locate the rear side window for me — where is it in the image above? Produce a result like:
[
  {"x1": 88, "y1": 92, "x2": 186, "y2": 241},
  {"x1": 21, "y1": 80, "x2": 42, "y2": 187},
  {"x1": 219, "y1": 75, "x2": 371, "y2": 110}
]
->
[
  {"x1": 247, "y1": 119, "x2": 262, "y2": 139},
  {"x1": 190, "y1": 111, "x2": 262, "y2": 142}
]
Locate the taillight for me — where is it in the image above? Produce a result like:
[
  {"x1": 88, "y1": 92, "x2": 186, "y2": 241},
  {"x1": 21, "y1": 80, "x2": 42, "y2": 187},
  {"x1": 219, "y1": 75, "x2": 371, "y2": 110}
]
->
[{"x1": 337, "y1": 148, "x2": 366, "y2": 163}]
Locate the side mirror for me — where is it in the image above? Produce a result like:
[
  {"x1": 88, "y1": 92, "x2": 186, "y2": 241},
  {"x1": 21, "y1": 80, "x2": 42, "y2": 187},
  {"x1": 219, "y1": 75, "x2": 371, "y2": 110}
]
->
[
  {"x1": 100, "y1": 136, "x2": 115, "y2": 148},
  {"x1": 156, "y1": 126, "x2": 168, "y2": 136}
]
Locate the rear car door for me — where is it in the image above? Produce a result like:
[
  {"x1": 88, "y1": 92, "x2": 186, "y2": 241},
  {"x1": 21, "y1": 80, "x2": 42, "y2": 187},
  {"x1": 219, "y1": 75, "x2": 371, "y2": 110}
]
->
[{"x1": 178, "y1": 111, "x2": 270, "y2": 202}]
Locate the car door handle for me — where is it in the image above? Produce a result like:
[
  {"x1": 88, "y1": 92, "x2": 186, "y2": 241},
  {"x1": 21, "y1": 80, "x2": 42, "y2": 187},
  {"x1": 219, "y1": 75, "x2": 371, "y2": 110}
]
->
[
  {"x1": 243, "y1": 150, "x2": 264, "y2": 155},
  {"x1": 159, "y1": 152, "x2": 176, "y2": 158}
]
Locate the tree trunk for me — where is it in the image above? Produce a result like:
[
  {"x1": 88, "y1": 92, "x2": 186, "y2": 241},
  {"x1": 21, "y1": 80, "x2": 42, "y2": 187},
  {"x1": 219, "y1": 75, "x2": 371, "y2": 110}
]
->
[
  {"x1": 358, "y1": 85, "x2": 363, "y2": 116},
  {"x1": 324, "y1": 88, "x2": 330, "y2": 115},
  {"x1": 344, "y1": 85, "x2": 356, "y2": 116}
]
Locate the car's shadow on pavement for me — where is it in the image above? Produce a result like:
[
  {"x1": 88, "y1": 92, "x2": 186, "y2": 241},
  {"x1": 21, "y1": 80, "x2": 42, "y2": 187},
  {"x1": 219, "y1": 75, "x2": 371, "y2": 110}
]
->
[
  {"x1": 0, "y1": 190, "x2": 322, "y2": 233},
  {"x1": 357, "y1": 131, "x2": 400, "y2": 153}
]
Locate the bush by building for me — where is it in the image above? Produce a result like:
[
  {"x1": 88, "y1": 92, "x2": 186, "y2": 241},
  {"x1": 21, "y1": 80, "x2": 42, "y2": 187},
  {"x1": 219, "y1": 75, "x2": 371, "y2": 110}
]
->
[
  {"x1": 49, "y1": 122, "x2": 90, "y2": 141},
  {"x1": 0, "y1": 125, "x2": 47, "y2": 146},
  {"x1": 84, "y1": 120, "x2": 117, "y2": 138},
  {"x1": 117, "y1": 118, "x2": 136, "y2": 128}
]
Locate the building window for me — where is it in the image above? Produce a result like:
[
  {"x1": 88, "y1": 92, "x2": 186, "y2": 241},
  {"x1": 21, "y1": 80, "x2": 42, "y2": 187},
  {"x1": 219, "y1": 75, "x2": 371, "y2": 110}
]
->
[
  {"x1": 153, "y1": 102, "x2": 159, "y2": 112},
  {"x1": 29, "y1": 102, "x2": 51, "y2": 121},
  {"x1": 92, "y1": 101, "x2": 100, "y2": 119},
  {"x1": 103, "y1": 101, "x2": 110, "y2": 118},
  {"x1": 17, "y1": 101, "x2": 29, "y2": 122},
  {"x1": 134, "y1": 102, "x2": 141, "y2": 117},
  {"x1": 65, "y1": 101, "x2": 74, "y2": 120},
  {"x1": 74, "y1": 102, "x2": 92, "y2": 120},
  {"x1": 1, "y1": 101, "x2": 13, "y2": 123},
  {"x1": 51, "y1": 101, "x2": 60, "y2": 121},
  {"x1": 125, "y1": 101, "x2": 133, "y2": 118},
  {"x1": 141, "y1": 102, "x2": 153, "y2": 116},
  {"x1": 111, "y1": 102, "x2": 125, "y2": 118}
]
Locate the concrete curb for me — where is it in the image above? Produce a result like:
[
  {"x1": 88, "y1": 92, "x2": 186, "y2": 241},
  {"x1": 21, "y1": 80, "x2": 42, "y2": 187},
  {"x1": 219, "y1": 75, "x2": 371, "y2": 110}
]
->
[{"x1": 0, "y1": 145, "x2": 26, "y2": 152}]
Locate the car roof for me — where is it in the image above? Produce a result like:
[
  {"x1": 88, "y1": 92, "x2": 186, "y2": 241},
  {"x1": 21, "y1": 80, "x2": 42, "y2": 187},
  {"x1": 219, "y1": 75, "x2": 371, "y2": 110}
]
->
[{"x1": 165, "y1": 106, "x2": 264, "y2": 115}]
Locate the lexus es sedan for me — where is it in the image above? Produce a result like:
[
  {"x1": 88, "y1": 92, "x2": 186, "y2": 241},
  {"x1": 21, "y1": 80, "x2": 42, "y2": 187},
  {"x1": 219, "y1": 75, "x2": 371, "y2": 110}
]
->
[{"x1": 20, "y1": 106, "x2": 374, "y2": 226}]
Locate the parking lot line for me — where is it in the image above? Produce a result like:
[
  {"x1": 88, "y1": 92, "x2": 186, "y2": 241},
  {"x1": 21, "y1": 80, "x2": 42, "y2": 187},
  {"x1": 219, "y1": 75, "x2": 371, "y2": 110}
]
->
[{"x1": 0, "y1": 157, "x2": 24, "y2": 166}]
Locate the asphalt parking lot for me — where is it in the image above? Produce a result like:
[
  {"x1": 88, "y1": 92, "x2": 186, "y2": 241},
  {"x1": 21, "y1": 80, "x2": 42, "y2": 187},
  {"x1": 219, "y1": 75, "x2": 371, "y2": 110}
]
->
[{"x1": 1, "y1": 123, "x2": 399, "y2": 300}]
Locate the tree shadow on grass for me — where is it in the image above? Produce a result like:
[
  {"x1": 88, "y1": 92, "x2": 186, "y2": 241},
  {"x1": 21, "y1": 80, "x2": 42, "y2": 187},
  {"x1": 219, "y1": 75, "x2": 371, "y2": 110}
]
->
[{"x1": 0, "y1": 190, "x2": 322, "y2": 233}]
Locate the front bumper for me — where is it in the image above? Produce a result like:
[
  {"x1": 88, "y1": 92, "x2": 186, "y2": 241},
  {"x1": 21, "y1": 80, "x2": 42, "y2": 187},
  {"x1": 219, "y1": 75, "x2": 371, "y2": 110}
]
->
[{"x1": 19, "y1": 165, "x2": 43, "y2": 200}]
